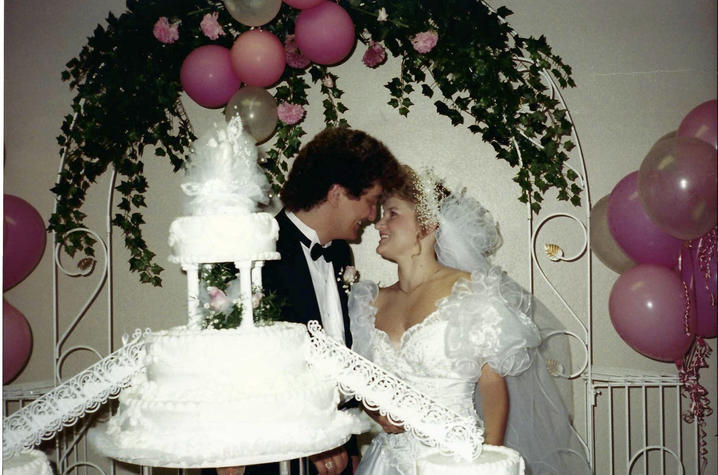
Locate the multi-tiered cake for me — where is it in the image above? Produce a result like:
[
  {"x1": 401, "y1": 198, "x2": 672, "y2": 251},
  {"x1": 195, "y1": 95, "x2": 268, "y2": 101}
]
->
[{"x1": 90, "y1": 117, "x2": 364, "y2": 468}]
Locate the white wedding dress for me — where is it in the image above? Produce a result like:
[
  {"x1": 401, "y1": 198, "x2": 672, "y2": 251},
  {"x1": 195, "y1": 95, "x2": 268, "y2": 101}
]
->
[{"x1": 349, "y1": 269, "x2": 591, "y2": 475}]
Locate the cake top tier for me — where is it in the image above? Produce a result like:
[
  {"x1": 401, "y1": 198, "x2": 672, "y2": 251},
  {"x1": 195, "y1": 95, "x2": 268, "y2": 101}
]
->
[{"x1": 181, "y1": 116, "x2": 270, "y2": 216}]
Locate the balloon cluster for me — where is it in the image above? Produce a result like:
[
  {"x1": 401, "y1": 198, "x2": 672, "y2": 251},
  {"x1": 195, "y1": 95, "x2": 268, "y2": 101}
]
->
[
  {"x1": 179, "y1": 0, "x2": 356, "y2": 143},
  {"x1": 591, "y1": 100, "x2": 717, "y2": 362},
  {"x1": 3, "y1": 195, "x2": 45, "y2": 383}
]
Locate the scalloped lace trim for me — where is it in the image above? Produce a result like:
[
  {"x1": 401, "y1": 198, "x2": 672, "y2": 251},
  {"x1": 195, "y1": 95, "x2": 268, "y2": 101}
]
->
[{"x1": 2, "y1": 330, "x2": 148, "y2": 458}]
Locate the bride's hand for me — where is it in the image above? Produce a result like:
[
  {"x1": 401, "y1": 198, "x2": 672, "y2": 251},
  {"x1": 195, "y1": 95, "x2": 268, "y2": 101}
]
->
[{"x1": 363, "y1": 405, "x2": 405, "y2": 434}]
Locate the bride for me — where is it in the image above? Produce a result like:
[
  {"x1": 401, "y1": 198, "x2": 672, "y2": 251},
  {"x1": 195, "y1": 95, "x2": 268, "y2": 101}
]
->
[{"x1": 349, "y1": 166, "x2": 590, "y2": 474}]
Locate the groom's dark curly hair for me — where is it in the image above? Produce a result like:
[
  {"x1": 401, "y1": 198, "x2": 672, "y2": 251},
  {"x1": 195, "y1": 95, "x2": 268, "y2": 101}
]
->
[{"x1": 280, "y1": 127, "x2": 402, "y2": 211}]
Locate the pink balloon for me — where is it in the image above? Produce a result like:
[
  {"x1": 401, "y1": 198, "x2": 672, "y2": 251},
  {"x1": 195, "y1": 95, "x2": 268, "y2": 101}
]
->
[
  {"x1": 295, "y1": 2, "x2": 356, "y2": 65},
  {"x1": 180, "y1": 45, "x2": 241, "y2": 108},
  {"x1": 283, "y1": 0, "x2": 323, "y2": 8},
  {"x1": 609, "y1": 265, "x2": 695, "y2": 362},
  {"x1": 607, "y1": 172, "x2": 682, "y2": 267},
  {"x1": 677, "y1": 99, "x2": 717, "y2": 149},
  {"x1": 4, "y1": 195, "x2": 47, "y2": 290},
  {"x1": 681, "y1": 230, "x2": 717, "y2": 338},
  {"x1": 3, "y1": 300, "x2": 33, "y2": 384},
  {"x1": 638, "y1": 136, "x2": 717, "y2": 240},
  {"x1": 230, "y1": 29, "x2": 286, "y2": 87}
]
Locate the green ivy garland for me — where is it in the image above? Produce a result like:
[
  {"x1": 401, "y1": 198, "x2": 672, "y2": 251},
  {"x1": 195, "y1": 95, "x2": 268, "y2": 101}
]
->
[{"x1": 49, "y1": 0, "x2": 578, "y2": 286}]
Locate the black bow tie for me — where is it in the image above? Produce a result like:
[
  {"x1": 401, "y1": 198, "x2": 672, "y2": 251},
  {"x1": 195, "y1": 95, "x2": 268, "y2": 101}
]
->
[
  {"x1": 295, "y1": 228, "x2": 337, "y2": 263},
  {"x1": 310, "y1": 242, "x2": 337, "y2": 262}
]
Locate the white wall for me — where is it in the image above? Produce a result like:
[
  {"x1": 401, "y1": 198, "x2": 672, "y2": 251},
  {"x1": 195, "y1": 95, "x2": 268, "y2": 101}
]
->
[{"x1": 4, "y1": 0, "x2": 716, "y2": 473}]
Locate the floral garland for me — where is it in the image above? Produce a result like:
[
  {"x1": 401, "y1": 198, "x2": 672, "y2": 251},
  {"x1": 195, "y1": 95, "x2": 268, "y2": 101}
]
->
[{"x1": 49, "y1": 0, "x2": 577, "y2": 285}]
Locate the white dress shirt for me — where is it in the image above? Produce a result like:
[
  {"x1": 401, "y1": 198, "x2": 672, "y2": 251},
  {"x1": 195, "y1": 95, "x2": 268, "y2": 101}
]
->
[{"x1": 285, "y1": 211, "x2": 346, "y2": 344}]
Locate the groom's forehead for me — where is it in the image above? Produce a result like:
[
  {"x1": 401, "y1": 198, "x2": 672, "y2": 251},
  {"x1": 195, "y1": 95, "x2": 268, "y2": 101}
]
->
[{"x1": 361, "y1": 183, "x2": 383, "y2": 198}]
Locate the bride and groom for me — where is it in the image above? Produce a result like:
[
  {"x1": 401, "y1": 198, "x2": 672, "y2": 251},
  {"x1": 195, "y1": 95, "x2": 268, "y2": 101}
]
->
[{"x1": 218, "y1": 127, "x2": 588, "y2": 475}]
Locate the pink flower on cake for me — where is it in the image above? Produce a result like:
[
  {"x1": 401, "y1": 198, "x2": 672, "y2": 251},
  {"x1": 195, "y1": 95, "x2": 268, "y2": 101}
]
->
[
  {"x1": 153, "y1": 17, "x2": 179, "y2": 44},
  {"x1": 277, "y1": 102, "x2": 305, "y2": 125},
  {"x1": 252, "y1": 291, "x2": 263, "y2": 309},
  {"x1": 362, "y1": 42, "x2": 386, "y2": 68},
  {"x1": 411, "y1": 30, "x2": 438, "y2": 54},
  {"x1": 200, "y1": 12, "x2": 225, "y2": 40},
  {"x1": 284, "y1": 34, "x2": 311, "y2": 69},
  {"x1": 207, "y1": 286, "x2": 233, "y2": 313}
]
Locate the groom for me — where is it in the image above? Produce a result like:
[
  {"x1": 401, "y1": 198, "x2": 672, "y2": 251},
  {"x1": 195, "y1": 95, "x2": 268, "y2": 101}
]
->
[{"x1": 236, "y1": 127, "x2": 400, "y2": 475}]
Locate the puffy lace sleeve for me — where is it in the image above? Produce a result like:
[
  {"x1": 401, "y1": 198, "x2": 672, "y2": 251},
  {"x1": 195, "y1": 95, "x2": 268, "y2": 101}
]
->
[
  {"x1": 348, "y1": 280, "x2": 379, "y2": 359},
  {"x1": 443, "y1": 268, "x2": 541, "y2": 379}
]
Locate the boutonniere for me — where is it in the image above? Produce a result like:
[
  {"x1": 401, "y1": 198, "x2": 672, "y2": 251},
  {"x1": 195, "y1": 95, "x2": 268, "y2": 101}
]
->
[{"x1": 338, "y1": 265, "x2": 360, "y2": 293}]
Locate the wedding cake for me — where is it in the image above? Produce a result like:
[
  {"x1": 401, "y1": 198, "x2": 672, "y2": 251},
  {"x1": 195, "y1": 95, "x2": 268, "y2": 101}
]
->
[
  {"x1": 2, "y1": 450, "x2": 54, "y2": 475},
  {"x1": 416, "y1": 446, "x2": 525, "y2": 474},
  {"x1": 91, "y1": 323, "x2": 363, "y2": 467},
  {"x1": 90, "y1": 117, "x2": 365, "y2": 468}
]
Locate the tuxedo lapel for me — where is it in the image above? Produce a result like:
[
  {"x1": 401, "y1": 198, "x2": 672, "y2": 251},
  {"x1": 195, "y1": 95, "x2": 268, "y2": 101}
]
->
[
  {"x1": 274, "y1": 210, "x2": 321, "y2": 326},
  {"x1": 331, "y1": 253, "x2": 353, "y2": 348}
]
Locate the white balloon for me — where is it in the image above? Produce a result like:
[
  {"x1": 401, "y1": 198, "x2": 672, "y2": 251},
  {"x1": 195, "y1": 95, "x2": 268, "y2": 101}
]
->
[
  {"x1": 224, "y1": 86, "x2": 278, "y2": 143},
  {"x1": 224, "y1": 0, "x2": 283, "y2": 27}
]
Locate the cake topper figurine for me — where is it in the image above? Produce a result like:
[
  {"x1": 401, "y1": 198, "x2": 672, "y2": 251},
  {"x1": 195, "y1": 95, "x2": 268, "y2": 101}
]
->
[{"x1": 181, "y1": 115, "x2": 270, "y2": 215}]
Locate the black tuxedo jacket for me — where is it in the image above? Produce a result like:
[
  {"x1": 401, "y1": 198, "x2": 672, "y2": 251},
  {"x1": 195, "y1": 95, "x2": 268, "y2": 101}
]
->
[{"x1": 262, "y1": 209, "x2": 353, "y2": 348}]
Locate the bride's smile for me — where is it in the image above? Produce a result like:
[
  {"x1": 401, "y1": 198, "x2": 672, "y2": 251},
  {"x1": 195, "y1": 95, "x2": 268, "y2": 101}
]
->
[{"x1": 374, "y1": 196, "x2": 421, "y2": 259}]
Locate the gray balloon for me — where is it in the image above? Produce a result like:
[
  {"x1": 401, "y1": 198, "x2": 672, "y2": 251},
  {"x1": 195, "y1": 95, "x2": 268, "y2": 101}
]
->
[
  {"x1": 224, "y1": 86, "x2": 278, "y2": 143},
  {"x1": 224, "y1": 0, "x2": 283, "y2": 27},
  {"x1": 590, "y1": 195, "x2": 636, "y2": 274}
]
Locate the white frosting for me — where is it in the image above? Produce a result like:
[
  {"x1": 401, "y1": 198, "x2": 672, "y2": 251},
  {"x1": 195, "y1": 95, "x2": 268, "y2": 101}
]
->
[
  {"x1": 168, "y1": 213, "x2": 280, "y2": 265},
  {"x1": 90, "y1": 323, "x2": 367, "y2": 468},
  {"x1": 417, "y1": 445, "x2": 525, "y2": 475},
  {"x1": 2, "y1": 450, "x2": 54, "y2": 475},
  {"x1": 144, "y1": 324, "x2": 308, "y2": 388},
  {"x1": 180, "y1": 116, "x2": 270, "y2": 215}
]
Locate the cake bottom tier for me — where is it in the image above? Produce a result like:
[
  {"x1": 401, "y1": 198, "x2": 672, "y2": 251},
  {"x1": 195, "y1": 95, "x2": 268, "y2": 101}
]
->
[{"x1": 90, "y1": 407, "x2": 367, "y2": 468}]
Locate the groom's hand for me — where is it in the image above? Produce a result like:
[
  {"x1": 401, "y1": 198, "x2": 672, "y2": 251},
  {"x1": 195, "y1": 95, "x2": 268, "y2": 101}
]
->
[{"x1": 310, "y1": 446, "x2": 348, "y2": 474}]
